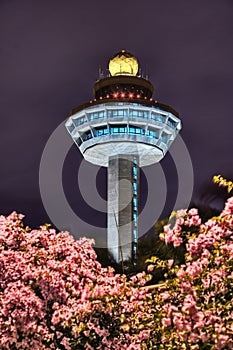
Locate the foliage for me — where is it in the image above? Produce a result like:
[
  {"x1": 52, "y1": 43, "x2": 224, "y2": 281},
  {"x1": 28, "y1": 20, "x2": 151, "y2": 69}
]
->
[
  {"x1": 1, "y1": 176, "x2": 233, "y2": 349},
  {"x1": 145, "y1": 193, "x2": 233, "y2": 349},
  {"x1": 0, "y1": 213, "x2": 152, "y2": 350},
  {"x1": 213, "y1": 175, "x2": 233, "y2": 194}
]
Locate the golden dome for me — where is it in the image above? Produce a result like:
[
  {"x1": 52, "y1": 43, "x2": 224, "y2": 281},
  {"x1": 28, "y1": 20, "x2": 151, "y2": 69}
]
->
[{"x1": 108, "y1": 50, "x2": 139, "y2": 77}]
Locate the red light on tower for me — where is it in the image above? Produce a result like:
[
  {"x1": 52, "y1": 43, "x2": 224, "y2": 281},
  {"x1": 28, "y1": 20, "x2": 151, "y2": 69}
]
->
[
  {"x1": 136, "y1": 94, "x2": 140, "y2": 98},
  {"x1": 113, "y1": 93, "x2": 118, "y2": 98},
  {"x1": 129, "y1": 93, "x2": 133, "y2": 98},
  {"x1": 121, "y1": 93, "x2": 125, "y2": 98}
]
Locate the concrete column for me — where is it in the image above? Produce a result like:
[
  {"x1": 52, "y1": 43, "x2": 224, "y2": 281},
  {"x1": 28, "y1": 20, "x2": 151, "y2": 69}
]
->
[{"x1": 107, "y1": 154, "x2": 139, "y2": 263}]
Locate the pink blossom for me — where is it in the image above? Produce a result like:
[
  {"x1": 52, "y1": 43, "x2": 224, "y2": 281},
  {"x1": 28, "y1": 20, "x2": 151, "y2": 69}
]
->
[{"x1": 0, "y1": 212, "x2": 152, "y2": 349}]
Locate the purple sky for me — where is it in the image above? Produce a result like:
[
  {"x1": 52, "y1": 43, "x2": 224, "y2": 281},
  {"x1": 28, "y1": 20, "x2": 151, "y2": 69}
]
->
[{"x1": 1, "y1": 0, "x2": 232, "y2": 239}]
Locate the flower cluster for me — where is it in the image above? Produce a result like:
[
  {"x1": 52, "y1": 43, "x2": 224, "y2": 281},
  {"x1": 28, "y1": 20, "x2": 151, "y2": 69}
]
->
[
  {"x1": 159, "y1": 208, "x2": 201, "y2": 248},
  {"x1": 1, "y1": 177, "x2": 232, "y2": 349},
  {"x1": 146, "y1": 195, "x2": 233, "y2": 350},
  {"x1": 0, "y1": 212, "x2": 152, "y2": 349}
]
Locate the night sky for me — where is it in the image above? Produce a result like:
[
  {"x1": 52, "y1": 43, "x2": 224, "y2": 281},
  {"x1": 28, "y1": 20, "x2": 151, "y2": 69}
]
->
[{"x1": 1, "y1": 0, "x2": 232, "y2": 246}]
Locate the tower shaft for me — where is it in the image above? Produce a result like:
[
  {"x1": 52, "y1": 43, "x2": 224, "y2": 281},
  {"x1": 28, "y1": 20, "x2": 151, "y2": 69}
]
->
[{"x1": 107, "y1": 155, "x2": 139, "y2": 263}]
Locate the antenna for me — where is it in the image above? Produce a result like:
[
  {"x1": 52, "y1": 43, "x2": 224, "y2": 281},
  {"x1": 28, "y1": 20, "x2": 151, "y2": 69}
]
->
[
  {"x1": 98, "y1": 66, "x2": 104, "y2": 80},
  {"x1": 145, "y1": 64, "x2": 149, "y2": 80}
]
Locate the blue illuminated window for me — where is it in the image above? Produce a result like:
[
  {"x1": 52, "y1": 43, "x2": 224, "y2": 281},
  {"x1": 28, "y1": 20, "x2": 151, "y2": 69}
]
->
[
  {"x1": 110, "y1": 126, "x2": 127, "y2": 134},
  {"x1": 167, "y1": 119, "x2": 177, "y2": 128},
  {"x1": 108, "y1": 109, "x2": 127, "y2": 118},
  {"x1": 129, "y1": 127, "x2": 145, "y2": 135},
  {"x1": 129, "y1": 110, "x2": 148, "y2": 119},
  {"x1": 89, "y1": 111, "x2": 105, "y2": 121},
  {"x1": 82, "y1": 132, "x2": 92, "y2": 141},
  {"x1": 129, "y1": 127, "x2": 135, "y2": 134},
  {"x1": 146, "y1": 130, "x2": 158, "y2": 139},
  {"x1": 95, "y1": 128, "x2": 108, "y2": 136},
  {"x1": 150, "y1": 113, "x2": 166, "y2": 124},
  {"x1": 75, "y1": 117, "x2": 87, "y2": 126},
  {"x1": 111, "y1": 128, "x2": 117, "y2": 134}
]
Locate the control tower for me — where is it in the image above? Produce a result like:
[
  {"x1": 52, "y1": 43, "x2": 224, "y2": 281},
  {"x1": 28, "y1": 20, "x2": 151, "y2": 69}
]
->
[{"x1": 65, "y1": 50, "x2": 181, "y2": 263}]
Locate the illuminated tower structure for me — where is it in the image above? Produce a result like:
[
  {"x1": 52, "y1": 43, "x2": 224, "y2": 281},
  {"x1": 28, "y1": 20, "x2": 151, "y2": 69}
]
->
[{"x1": 65, "y1": 50, "x2": 181, "y2": 263}]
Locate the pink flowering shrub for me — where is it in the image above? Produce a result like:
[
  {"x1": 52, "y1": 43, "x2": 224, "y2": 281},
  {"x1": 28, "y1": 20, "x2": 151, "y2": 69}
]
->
[
  {"x1": 146, "y1": 194, "x2": 233, "y2": 350},
  {"x1": 0, "y1": 213, "x2": 152, "y2": 350}
]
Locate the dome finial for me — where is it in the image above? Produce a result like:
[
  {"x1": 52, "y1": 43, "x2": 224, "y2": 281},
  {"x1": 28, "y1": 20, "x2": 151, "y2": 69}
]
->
[{"x1": 108, "y1": 50, "x2": 139, "y2": 77}]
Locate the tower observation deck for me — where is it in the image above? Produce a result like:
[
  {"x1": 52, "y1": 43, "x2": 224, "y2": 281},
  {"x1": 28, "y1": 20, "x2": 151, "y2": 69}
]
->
[{"x1": 65, "y1": 50, "x2": 181, "y2": 264}]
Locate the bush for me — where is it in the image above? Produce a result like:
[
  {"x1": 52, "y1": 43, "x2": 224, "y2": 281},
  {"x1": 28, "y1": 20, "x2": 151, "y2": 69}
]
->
[
  {"x1": 0, "y1": 213, "x2": 151, "y2": 350},
  {"x1": 145, "y1": 192, "x2": 233, "y2": 349}
]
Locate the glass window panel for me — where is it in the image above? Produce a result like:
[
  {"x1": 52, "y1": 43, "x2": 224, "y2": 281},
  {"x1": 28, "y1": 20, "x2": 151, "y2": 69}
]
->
[
  {"x1": 93, "y1": 128, "x2": 109, "y2": 136},
  {"x1": 146, "y1": 130, "x2": 159, "y2": 138},
  {"x1": 151, "y1": 113, "x2": 166, "y2": 123},
  {"x1": 75, "y1": 138, "x2": 82, "y2": 146},
  {"x1": 131, "y1": 111, "x2": 138, "y2": 117},
  {"x1": 83, "y1": 132, "x2": 92, "y2": 141},
  {"x1": 167, "y1": 119, "x2": 177, "y2": 128},
  {"x1": 99, "y1": 111, "x2": 105, "y2": 118},
  {"x1": 111, "y1": 128, "x2": 118, "y2": 134},
  {"x1": 75, "y1": 117, "x2": 86, "y2": 126},
  {"x1": 67, "y1": 123, "x2": 75, "y2": 133},
  {"x1": 161, "y1": 134, "x2": 169, "y2": 143}
]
